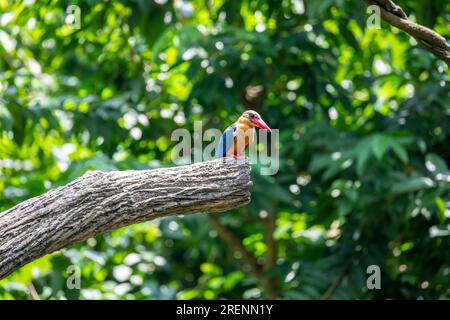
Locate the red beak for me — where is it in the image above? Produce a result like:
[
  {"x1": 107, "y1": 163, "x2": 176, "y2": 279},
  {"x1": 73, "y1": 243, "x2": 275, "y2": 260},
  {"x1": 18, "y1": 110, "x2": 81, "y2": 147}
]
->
[{"x1": 252, "y1": 117, "x2": 272, "y2": 132}]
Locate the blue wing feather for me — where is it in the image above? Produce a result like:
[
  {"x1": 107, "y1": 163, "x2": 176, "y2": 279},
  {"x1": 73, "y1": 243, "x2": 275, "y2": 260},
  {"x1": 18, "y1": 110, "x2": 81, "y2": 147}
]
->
[{"x1": 215, "y1": 124, "x2": 236, "y2": 158}]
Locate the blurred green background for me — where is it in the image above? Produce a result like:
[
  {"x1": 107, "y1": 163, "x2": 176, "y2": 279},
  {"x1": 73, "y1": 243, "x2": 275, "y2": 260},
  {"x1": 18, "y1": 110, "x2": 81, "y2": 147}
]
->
[{"x1": 0, "y1": 0, "x2": 449, "y2": 300}]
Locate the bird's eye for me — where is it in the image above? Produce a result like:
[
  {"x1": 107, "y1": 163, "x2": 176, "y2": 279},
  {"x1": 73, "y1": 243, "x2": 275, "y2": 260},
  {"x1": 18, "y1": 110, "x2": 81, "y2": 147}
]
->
[{"x1": 250, "y1": 114, "x2": 255, "y2": 118}]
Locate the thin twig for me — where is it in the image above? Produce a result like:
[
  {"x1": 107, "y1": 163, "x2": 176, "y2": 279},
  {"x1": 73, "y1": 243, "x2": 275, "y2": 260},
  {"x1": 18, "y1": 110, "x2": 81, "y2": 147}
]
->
[{"x1": 26, "y1": 282, "x2": 40, "y2": 300}]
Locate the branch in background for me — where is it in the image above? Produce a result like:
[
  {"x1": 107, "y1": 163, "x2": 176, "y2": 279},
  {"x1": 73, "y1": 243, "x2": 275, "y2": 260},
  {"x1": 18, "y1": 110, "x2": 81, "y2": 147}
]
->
[
  {"x1": 0, "y1": 159, "x2": 251, "y2": 280},
  {"x1": 26, "y1": 282, "x2": 40, "y2": 300},
  {"x1": 207, "y1": 214, "x2": 262, "y2": 278},
  {"x1": 320, "y1": 256, "x2": 355, "y2": 300},
  {"x1": 371, "y1": 0, "x2": 407, "y2": 19},
  {"x1": 363, "y1": 0, "x2": 450, "y2": 66},
  {"x1": 263, "y1": 210, "x2": 280, "y2": 297},
  {"x1": 208, "y1": 213, "x2": 279, "y2": 299}
]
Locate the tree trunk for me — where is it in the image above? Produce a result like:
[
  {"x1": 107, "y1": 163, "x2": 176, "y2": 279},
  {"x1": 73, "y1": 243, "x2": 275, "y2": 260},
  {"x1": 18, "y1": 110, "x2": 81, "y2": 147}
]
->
[{"x1": 0, "y1": 159, "x2": 251, "y2": 280}]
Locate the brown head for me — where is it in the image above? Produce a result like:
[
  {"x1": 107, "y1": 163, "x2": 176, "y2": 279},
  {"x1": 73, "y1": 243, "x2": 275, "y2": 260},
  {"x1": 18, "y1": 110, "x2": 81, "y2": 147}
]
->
[{"x1": 238, "y1": 110, "x2": 272, "y2": 132}]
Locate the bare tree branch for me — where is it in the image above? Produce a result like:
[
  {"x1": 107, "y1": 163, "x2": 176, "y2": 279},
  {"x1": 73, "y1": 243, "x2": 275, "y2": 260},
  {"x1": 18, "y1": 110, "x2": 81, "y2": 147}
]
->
[
  {"x1": 320, "y1": 255, "x2": 355, "y2": 300},
  {"x1": 264, "y1": 211, "x2": 278, "y2": 272},
  {"x1": 208, "y1": 213, "x2": 279, "y2": 299},
  {"x1": 0, "y1": 159, "x2": 251, "y2": 280},
  {"x1": 363, "y1": 0, "x2": 450, "y2": 66},
  {"x1": 263, "y1": 210, "x2": 280, "y2": 297}
]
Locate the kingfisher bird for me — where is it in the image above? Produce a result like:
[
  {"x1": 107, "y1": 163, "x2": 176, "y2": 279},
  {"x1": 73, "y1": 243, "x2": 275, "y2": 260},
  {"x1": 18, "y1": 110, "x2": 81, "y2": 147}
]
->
[{"x1": 215, "y1": 110, "x2": 272, "y2": 159}]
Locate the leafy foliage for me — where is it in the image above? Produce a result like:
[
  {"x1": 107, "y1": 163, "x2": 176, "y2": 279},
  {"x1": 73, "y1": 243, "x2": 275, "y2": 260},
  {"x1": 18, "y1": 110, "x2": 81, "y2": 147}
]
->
[{"x1": 0, "y1": 0, "x2": 449, "y2": 299}]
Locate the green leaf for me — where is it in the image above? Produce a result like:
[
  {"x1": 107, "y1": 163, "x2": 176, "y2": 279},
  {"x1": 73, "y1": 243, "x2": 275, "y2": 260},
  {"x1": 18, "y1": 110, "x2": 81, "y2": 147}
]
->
[
  {"x1": 274, "y1": 223, "x2": 292, "y2": 240},
  {"x1": 178, "y1": 289, "x2": 198, "y2": 300},
  {"x1": 309, "y1": 154, "x2": 332, "y2": 173},
  {"x1": 372, "y1": 134, "x2": 389, "y2": 160},
  {"x1": 0, "y1": 103, "x2": 13, "y2": 131},
  {"x1": 391, "y1": 177, "x2": 435, "y2": 193},
  {"x1": 426, "y1": 153, "x2": 448, "y2": 174},
  {"x1": 389, "y1": 141, "x2": 409, "y2": 164},
  {"x1": 223, "y1": 271, "x2": 245, "y2": 291},
  {"x1": 322, "y1": 161, "x2": 343, "y2": 181},
  {"x1": 435, "y1": 197, "x2": 447, "y2": 223},
  {"x1": 356, "y1": 141, "x2": 372, "y2": 176}
]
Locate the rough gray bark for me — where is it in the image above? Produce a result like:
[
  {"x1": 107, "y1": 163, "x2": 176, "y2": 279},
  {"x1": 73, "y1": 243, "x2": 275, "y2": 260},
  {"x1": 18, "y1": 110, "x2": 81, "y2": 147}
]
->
[{"x1": 0, "y1": 159, "x2": 251, "y2": 280}]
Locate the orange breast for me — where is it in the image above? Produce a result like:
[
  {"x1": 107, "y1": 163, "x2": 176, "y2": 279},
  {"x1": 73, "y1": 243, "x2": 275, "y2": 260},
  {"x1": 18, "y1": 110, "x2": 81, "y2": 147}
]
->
[{"x1": 227, "y1": 123, "x2": 254, "y2": 156}]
